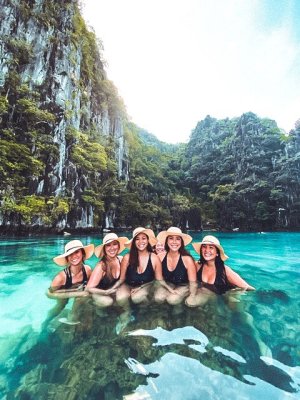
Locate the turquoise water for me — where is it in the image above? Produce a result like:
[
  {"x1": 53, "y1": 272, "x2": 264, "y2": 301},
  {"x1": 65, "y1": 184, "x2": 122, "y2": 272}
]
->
[{"x1": 0, "y1": 232, "x2": 299, "y2": 399}]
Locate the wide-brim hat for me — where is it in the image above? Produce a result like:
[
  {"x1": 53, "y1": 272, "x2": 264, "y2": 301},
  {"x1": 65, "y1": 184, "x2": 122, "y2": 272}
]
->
[
  {"x1": 192, "y1": 235, "x2": 228, "y2": 261},
  {"x1": 94, "y1": 233, "x2": 128, "y2": 258},
  {"x1": 125, "y1": 227, "x2": 157, "y2": 248},
  {"x1": 157, "y1": 227, "x2": 192, "y2": 246},
  {"x1": 53, "y1": 239, "x2": 94, "y2": 266}
]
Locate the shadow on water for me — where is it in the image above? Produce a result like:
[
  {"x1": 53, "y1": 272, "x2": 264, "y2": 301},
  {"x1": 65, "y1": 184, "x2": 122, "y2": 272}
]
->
[{"x1": 4, "y1": 290, "x2": 300, "y2": 400}]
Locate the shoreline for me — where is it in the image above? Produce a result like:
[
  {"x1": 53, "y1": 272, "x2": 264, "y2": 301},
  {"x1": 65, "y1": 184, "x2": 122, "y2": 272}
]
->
[{"x1": 0, "y1": 226, "x2": 299, "y2": 237}]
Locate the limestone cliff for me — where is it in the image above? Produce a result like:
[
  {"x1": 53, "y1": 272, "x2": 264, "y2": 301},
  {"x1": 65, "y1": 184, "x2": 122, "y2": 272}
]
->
[{"x1": 0, "y1": 0, "x2": 128, "y2": 231}]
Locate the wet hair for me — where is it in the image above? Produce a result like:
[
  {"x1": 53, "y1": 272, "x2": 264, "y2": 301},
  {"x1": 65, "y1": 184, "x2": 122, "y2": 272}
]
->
[
  {"x1": 101, "y1": 242, "x2": 120, "y2": 281},
  {"x1": 129, "y1": 234, "x2": 153, "y2": 271},
  {"x1": 165, "y1": 236, "x2": 192, "y2": 257}
]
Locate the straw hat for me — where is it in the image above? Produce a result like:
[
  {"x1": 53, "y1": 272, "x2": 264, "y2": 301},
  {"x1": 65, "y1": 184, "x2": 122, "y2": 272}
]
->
[
  {"x1": 125, "y1": 227, "x2": 157, "y2": 248},
  {"x1": 94, "y1": 233, "x2": 128, "y2": 258},
  {"x1": 157, "y1": 227, "x2": 192, "y2": 246},
  {"x1": 53, "y1": 240, "x2": 94, "y2": 266},
  {"x1": 192, "y1": 235, "x2": 228, "y2": 261}
]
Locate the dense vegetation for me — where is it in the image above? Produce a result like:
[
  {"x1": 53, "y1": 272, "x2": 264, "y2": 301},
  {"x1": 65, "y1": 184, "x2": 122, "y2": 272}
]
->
[
  {"x1": 183, "y1": 114, "x2": 300, "y2": 230},
  {"x1": 120, "y1": 114, "x2": 299, "y2": 232},
  {"x1": 0, "y1": 0, "x2": 299, "y2": 233}
]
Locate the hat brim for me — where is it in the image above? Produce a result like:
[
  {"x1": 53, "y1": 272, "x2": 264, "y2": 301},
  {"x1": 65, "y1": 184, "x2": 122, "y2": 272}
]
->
[
  {"x1": 125, "y1": 229, "x2": 157, "y2": 248},
  {"x1": 94, "y1": 237, "x2": 128, "y2": 258},
  {"x1": 53, "y1": 244, "x2": 94, "y2": 266},
  {"x1": 192, "y1": 242, "x2": 228, "y2": 261},
  {"x1": 157, "y1": 230, "x2": 192, "y2": 246}
]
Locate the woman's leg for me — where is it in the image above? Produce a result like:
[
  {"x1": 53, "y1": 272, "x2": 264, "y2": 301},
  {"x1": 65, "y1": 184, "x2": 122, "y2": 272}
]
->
[
  {"x1": 166, "y1": 285, "x2": 189, "y2": 305},
  {"x1": 92, "y1": 294, "x2": 114, "y2": 308},
  {"x1": 116, "y1": 284, "x2": 131, "y2": 306},
  {"x1": 131, "y1": 283, "x2": 152, "y2": 304},
  {"x1": 154, "y1": 285, "x2": 171, "y2": 303}
]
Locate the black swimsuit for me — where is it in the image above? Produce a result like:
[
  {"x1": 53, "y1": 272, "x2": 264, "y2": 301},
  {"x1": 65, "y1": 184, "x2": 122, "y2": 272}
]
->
[
  {"x1": 162, "y1": 255, "x2": 188, "y2": 285},
  {"x1": 197, "y1": 263, "x2": 234, "y2": 294},
  {"x1": 125, "y1": 254, "x2": 155, "y2": 287},
  {"x1": 97, "y1": 257, "x2": 121, "y2": 290},
  {"x1": 63, "y1": 265, "x2": 88, "y2": 289}
]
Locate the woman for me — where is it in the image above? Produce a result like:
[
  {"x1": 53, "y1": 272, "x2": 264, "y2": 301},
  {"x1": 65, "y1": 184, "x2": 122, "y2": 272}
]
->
[
  {"x1": 193, "y1": 235, "x2": 255, "y2": 294},
  {"x1": 153, "y1": 241, "x2": 166, "y2": 256},
  {"x1": 155, "y1": 227, "x2": 200, "y2": 306},
  {"x1": 107, "y1": 227, "x2": 174, "y2": 305},
  {"x1": 86, "y1": 233, "x2": 128, "y2": 307},
  {"x1": 48, "y1": 239, "x2": 94, "y2": 299}
]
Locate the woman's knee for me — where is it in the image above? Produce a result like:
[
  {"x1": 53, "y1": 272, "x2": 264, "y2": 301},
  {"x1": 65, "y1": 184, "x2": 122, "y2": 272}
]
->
[
  {"x1": 92, "y1": 294, "x2": 113, "y2": 308},
  {"x1": 167, "y1": 294, "x2": 185, "y2": 305}
]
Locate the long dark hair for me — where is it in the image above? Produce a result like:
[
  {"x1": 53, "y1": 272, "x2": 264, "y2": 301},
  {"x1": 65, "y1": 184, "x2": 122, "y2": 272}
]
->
[
  {"x1": 165, "y1": 236, "x2": 192, "y2": 257},
  {"x1": 128, "y1": 234, "x2": 153, "y2": 271},
  {"x1": 101, "y1": 242, "x2": 120, "y2": 281}
]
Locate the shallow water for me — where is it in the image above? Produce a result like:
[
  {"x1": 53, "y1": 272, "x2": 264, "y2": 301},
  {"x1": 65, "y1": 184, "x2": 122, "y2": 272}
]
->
[{"x1": 0, "y1": 232, "x2": 299, "y2": 399}]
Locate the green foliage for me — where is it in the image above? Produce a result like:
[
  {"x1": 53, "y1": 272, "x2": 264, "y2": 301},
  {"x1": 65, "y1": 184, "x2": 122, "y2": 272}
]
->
[
  {"x1": 5, "y1": 38, "x2": 33, "y2": 66},
  {"x1": 0, "y1": 140, "x2": 44, "y2": 190},
  {"x1": 0, "y1": 96, "x2": 9, "y2": 114},
  {"x1": 16, "y1": 98, "x2": 56, "y2": 124},
  {"x1": 70, "y1": 131, "x2": 107, "y2": 172},
  {"x1": 0, "y1": 195, "x2": 70, "y2": 225}
]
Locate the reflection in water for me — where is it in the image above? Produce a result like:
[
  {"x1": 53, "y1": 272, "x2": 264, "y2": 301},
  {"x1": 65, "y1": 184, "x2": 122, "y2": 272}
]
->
[{"x1": 4, "y1": 291, "x2": 300, "y2": 400}]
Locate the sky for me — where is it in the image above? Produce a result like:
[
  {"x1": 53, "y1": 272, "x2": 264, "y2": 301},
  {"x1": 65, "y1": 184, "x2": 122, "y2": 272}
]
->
[{"x1": 82, "y1": 0, "x2": 300, "y2": 143}]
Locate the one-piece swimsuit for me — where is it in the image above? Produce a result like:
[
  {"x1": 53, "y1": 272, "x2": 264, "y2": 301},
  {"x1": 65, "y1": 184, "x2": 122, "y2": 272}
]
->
[
  {"x1": 125, "y1": 253, "x2": 154, "y2": 287},
  {"x1": 97, "y1": 257, "x2": 121, "y2": 289},
  {"x1": 162, "y1": 254, "x2": 188, "y2": 285},
  {"x1": 63, "y1": 265, "x2": 88, "y2": 289},
  {"x1": 197, "y1": 263, "x2": 234, "y2": 294}
]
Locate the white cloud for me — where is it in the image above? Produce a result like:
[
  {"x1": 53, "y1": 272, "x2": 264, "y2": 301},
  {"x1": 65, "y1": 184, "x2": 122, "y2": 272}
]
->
[{"x1": 82, "y1": 0, "x2": 300, "y2": 143}]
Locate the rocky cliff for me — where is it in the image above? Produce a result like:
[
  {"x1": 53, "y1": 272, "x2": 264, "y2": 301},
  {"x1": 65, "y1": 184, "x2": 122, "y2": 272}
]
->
[
  {"x1": 0, "y1": 0, "x2": 128, "y2": 232},
  {"x1": 184, "y1": 113, "x2": 300, "y2": 230}
]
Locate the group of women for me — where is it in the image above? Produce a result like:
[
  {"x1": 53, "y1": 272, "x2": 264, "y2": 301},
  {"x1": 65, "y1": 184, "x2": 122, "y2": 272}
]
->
[{"x1": 49, "y1": 227, "x2": 255, "y2": 308}]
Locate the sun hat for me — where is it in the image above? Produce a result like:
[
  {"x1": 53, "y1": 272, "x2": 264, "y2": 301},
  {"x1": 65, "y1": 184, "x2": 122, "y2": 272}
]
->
[
  {"x1": 94, "y1": 233, "x2": 128, "y2": 258},
  {"x1": 53, "y1": 240, "x2": 94, "y2": 266},
  {"x1": 192, "y1": 235, "x2": 228, "y2": 261},
  {"x1": 157, "y1": 227, "x2": 192, "y2": 246},
  {"x1": 125, "y1": 227, "x2": 157, "y2": 248}
]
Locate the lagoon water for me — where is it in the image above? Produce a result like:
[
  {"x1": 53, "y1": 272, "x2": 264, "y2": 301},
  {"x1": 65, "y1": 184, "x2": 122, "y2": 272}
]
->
[{"x1": 0, "y1": 232, "x2": 299, "y2": 399}]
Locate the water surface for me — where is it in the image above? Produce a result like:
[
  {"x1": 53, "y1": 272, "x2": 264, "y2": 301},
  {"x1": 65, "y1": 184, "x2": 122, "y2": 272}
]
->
[{"x1": 0, "y1": 232, "x2": 299, "y2": 399}]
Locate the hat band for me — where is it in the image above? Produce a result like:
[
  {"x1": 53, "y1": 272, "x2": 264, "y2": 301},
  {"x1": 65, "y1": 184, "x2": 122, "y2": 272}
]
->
[{"x1": 66, "y1": 245, "x2": 82, "y2": 253}]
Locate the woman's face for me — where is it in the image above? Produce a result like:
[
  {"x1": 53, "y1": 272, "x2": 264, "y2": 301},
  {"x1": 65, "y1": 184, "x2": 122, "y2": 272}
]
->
[
  {"x1": 155, "y1": 241, "x2": 165, "y2": 254},
  {"x1": 167, "y1": 235, "x2": 182, "y2": 252},
  {"x1": 104, "y1": 240, "x2": 120, "y2": 258},
  {"x1": 201, "y1": 244, "x2": 218, "y2": 261},
  {"x1": 135, "y1": 233, "x2": 149, "y2": 251},
  {"x1": 67, "y1": 249, "x2": 83, "y2": 265}
]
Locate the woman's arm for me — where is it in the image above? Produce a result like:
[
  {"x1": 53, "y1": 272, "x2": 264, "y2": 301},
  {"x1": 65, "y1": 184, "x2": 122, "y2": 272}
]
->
[
  {"x1": 85, "y1": 265, "x2": 92, "y2": 280},
  {"x1": 47, "y1": 288, "x2": 89, "y2": 299},
  {"x1": 50, "y1": 271, "x2": 66, "y2": 290},
  {"x1": 86, "y1": 262, "x2": 104, "y2": 289},
  {"x1": 183, "y1": 256, "x2": 198, "y2": 302},
  {"x1": 86, "y1": 262, "x2": 112, "y2": 294},
  {"x1": 225, "y1": 266, "x2": 255, "y2": 290},
  {"x1": 183, "y1": 255, "x2": 197, "y2": 282}
]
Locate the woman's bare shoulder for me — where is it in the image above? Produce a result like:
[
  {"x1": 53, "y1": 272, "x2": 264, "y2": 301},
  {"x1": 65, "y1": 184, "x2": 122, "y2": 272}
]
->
[{"x1": 182, "y1": 254, "x2": 195, "y2": 264}]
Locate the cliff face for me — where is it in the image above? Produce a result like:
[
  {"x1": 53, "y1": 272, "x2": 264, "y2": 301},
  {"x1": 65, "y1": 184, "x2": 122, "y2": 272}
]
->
[
  {"x1": 185, "y1": 113, "x2": 300, "y2": 231},
  {"x1": 0, "y1": 0, "x2": 128, "y2": 231}
]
